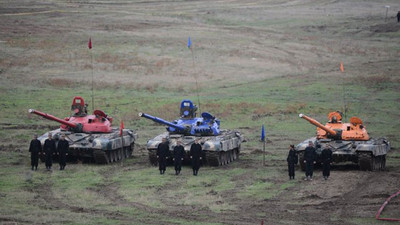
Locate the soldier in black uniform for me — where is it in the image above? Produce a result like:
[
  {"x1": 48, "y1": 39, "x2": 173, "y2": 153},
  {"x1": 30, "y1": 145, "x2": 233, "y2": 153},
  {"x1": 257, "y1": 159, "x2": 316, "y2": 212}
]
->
[
  {"x1": 303, "y1": 141, "x2": 316, "y2": 181},
  {"x1": 43, "y1": 133, "x2": 56, "y2": 171},
  {"x1": 287, "y1": 145, "x2": 298, "y2": 180},
  {"x1": 173, "y1": 140, "x2": 185, "y2": 175},
  {"x1": 29, "y1": 134, "x2": 42, "y2": 170},
  {"x1": 190, "y1": 139, "x2": 202, "y2": 176},
  {"x1": 157, "y1": 138, "x2": 170, "y2": 174},
  {"x1": 397, "y1": 11, "x2": 400, "y2": 22},
  {"x1": 321, "y1": 147, "x2": 333, "y2": 180},
  {"x1": 57, "y1": 134, "x2": 69, "y2": 170}
]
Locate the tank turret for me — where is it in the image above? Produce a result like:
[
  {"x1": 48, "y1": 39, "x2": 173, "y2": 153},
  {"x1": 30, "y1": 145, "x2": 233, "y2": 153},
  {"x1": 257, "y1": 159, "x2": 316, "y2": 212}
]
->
[
  {"x1": 139, "y1": 100, "x2": 220, "y2": 136},
  {"x1": 299, "y1": 111, "x2": 369, "y2": 141},
  {"x1": 29, "y1": 96, "x2": 112, "y2": 133}
]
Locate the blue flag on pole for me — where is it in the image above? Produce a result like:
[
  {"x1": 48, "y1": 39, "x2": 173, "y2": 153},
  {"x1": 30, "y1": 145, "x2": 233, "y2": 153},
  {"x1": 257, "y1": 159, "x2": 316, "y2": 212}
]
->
[
  {"x1": 187, "y1": 36, "x2": 192, "y2": 49},
  {"x1": 261, "y1": 124, "x2": 265, "y2": 141}
]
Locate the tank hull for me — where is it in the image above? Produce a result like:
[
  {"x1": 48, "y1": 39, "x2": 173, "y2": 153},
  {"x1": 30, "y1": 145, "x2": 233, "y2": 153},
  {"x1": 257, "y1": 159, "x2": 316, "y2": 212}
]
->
[
  {"x1": 37, "y1": 128, "x2": 137, "y2": 164},
  {"x1": 146, "y1": 130, "x2": 244, "y2": 166},
  {"x1": 296, "y1": 137, "x2": 390, "y2": 171}
]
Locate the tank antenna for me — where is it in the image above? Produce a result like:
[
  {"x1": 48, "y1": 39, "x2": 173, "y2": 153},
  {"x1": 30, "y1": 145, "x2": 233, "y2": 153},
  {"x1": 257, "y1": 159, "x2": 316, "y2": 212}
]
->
[
  {"x1": 88, "y1": 37, "x2": 94, "y2": 112},
  {"x1": 188, "y1": 36, "x2": 201, "y2": 112}
]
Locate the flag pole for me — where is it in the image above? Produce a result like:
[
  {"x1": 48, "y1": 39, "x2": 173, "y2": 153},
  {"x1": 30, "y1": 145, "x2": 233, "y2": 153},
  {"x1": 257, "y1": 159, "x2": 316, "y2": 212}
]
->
[
  {"x1": 120, "y1": 120, "x2": 124, "y2": 165},
  {"x1": 88, "y1": 38, "x2": 94, "y2": 112},
  {"x1": 91, "y1": 52, "x2": 94, "y2": 112},
  {"x1": 263, "y1": 138, "x2": 266, "y2": 167},
  {"x1": 261, "y1": 124, "x2": 266, "y2": 167},
  {"x1": 340, "y1": 61, "x2": 346, "y2": 121},
  {"x1": 188, "y1": 37, "x2": 201, "y2": 112}
]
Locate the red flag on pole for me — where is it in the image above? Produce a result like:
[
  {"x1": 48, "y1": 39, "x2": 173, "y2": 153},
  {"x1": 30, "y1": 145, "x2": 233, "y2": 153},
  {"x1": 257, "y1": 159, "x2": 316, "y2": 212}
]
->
[
  {"x1": 119, "y1": 120, "x2": 124, "y2": 136},
  {"x1": 340, "y1": 61, "x2": 344, "y2": 73},
  {"x1": 88, "y1": 38, "x2": 92, "y2": 49}
]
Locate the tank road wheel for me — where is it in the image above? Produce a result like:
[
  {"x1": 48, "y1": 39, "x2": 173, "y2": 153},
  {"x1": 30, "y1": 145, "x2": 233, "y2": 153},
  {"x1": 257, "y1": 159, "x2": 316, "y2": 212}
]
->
[
  {"x1": 235, "y1": 147, "x2": 240, "y2": 160},
  {"x1": 205, "y1": 151, "x2": 220, "y2": 167},
  {"x1": 377, "y1": 156, "x2": 382, "y2": 170},
  {"x1": 117, "y1": 149, "x2": 122, "y2": 161},
  {"x1": 105, "y1": 151, "x2": 110, "y2": 163},
  {"x1": 382, "y1": 155, "x2": 386, "y2": 170},
  {"x1": 358, "y1": 152, "x2": 373, "y2": 171},
  {"x1": 121, "y1": 148, "x2": 126, "y2": 160},
  {"x1": 298, "y1": 152, "x2": 305, "y2": 171},
  {"x1": 223, "y1": 152, "x2": 228, "y2": 165},
  {"x1": 109, "y1": 151, "x2": 113, "y2": 162},
  {"x1": 122, "y1": 148, "x2": 127, "y2": 159},
  {"x1": 93, "y1": 150, "x2": 109, "y2": 164},
  {"x1": 112, "y1": 151, "x2": 117, "y2": 162},
  {"x1": 232, "y1": 149, "x2": 237, "y2": 160},
  {"x1": 115, "y1": 150, "x2": 119, "y2": 162},
  {"x1": 127, "y1": 143, "x2": 134, "y2": 158}
]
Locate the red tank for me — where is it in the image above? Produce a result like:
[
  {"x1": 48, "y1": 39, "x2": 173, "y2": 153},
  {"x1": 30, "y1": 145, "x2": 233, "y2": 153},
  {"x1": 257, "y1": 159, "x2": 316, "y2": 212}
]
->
[
  {"x1": 28, "y1": 96, "x2": 137, "y2": 164},
  {"x1": 29, "y1": 96, "x2": 112, "y2": 133}
]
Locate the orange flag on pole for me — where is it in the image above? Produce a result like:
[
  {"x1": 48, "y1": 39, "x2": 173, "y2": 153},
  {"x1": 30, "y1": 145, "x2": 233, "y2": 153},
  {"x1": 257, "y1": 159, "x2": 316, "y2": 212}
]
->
[{"x1": 340, "y1": 61, "x2": 344, "y2": 73}]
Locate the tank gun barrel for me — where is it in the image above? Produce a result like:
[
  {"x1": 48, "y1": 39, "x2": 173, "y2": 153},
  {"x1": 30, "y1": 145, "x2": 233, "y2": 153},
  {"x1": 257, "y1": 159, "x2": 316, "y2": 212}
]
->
[
  {"x1": 29, "y1": 109, "x2": 77, "y2": 129},
  {"x1": 139, "y1": 112, "x2": 185, "y2": 131},
  {"x1": 299, "y1": 113, "x2": 337, "y2": 136}
]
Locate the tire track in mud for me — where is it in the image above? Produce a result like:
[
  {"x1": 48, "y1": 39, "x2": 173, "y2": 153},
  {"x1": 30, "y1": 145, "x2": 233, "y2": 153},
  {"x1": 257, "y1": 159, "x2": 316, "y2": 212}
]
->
[
  {"x1": 25, "y1": 180, "x2": 137, "y2": 223},
  {"x1": 93, "y1": 161, "x2": 263, "y2": 225}
]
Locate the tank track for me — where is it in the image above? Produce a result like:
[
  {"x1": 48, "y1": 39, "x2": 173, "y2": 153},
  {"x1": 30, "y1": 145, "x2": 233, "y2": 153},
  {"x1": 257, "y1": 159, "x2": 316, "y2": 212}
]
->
[
  {"x1": 205, "y1": 148, "x2": 240, "y2": 167},
  {"x1": 358, "y1": 152, "x2": 386, "y2": 171},
  {"x1": 93, "y1": 143, "x2": 134, "y2": 164}
]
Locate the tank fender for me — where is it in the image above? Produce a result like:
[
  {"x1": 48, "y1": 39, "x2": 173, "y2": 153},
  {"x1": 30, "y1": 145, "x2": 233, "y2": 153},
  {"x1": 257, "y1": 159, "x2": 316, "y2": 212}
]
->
[
  {"x1": 295, "y1": 137, "x2": 317, "y2": 151},
  {"x1": 92, "y1": 138, "x2": 111, "y2": 150},
  {"x1": 203, "y1": 141, "x2": 220, "y2": 151},
  {"x1": 356, "y1": 144, "x2": 388, "y2": 156}
]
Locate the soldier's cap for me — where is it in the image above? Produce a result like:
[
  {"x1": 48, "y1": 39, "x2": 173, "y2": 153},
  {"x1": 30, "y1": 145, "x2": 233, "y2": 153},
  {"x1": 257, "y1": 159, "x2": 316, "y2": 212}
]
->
[{"x1": 290, "y1": 145, "x2": 295, "y2": 148}]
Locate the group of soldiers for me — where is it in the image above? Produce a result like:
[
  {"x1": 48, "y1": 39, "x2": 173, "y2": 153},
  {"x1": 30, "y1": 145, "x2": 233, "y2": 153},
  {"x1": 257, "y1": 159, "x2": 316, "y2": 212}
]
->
[
  {"x1": 28, "y1": 133, "x2": 69, "y2": 171},
  {"x1": 157, "y1": 138, "x2": 202, "y2": 176},
  {"x1": 287, "y1": 141, "x2": 333, "y2": 181},
  {"x1": 30, "y1": 134, "x2": 333, "y2": 179}
]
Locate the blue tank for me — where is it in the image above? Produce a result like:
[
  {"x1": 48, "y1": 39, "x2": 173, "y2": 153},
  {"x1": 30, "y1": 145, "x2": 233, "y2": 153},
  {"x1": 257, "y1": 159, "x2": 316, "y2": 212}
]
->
[{"x1": 139, "y1": 100, "x2": 244, "y2": 166}]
